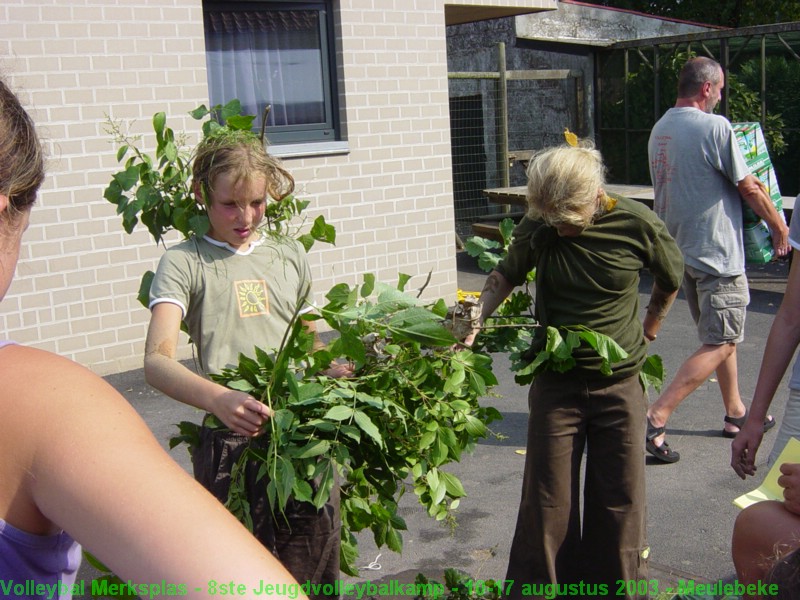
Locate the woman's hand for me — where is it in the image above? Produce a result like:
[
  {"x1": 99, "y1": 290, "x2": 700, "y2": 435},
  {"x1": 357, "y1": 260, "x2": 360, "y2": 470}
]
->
[
  {"x1": 322, "y1": 361, "x2": 354, "y2": 378},
  {"x1": 779, "y1": 463, "x2": 800, "y2": 515}
]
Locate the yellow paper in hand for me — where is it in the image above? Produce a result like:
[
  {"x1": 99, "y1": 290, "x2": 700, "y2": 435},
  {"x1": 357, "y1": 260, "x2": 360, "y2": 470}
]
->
[{"x1": 733, "y1": 437, "x2": 800, "y2": 509}]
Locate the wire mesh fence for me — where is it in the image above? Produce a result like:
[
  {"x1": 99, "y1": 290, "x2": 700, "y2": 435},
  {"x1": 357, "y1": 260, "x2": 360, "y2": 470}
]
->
[{"x1": 447, "y1": 53, "x2": 585, "y2": 244}]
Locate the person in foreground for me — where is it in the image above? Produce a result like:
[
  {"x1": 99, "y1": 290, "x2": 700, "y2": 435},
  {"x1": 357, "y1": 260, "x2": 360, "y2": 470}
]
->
[
  {"x1": 0, "y1": 81, "x2": 309, "y2": 598},
  {"x1": 144, "y1": 127, "x2": 350, "y2": 599},
  {"x1": 646, "y1": 56, "x2": 788, "y2": 463},
  {"x1": 733, "y1": 205, "x2": 800, "y2": 472},
  {"x1": 731, "y1": 466, "x2": 800, "y2": 597},
  {"x1": 464, "y1": 142, "x2": 683, "y2": 598},
  {"x1": 730, "y1": 201, "x2": 800, "y2": 597}
]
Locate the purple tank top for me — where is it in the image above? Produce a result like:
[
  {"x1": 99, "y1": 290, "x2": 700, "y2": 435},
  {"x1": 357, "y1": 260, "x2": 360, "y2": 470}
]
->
[{"x1": 0, "y1": 342, "x2": 82, "y2": 598}]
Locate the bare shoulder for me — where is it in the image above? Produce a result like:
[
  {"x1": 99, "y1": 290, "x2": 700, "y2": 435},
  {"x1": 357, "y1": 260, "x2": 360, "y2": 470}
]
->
[
  {"x1": 0, "y1": 345, "x2": 144, "y2": 435},
  {"x1": 0, "y1": 344, "x2": 116, "y2": 398}
]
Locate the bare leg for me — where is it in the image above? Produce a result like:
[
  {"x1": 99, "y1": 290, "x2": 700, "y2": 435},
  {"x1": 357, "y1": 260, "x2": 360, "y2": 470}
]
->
[
  {"x1": 647, "y1": 343, "x2": 735, "y2": 447},
  {"x1": 717, "y1": 345, "x2": 747, "y2": 435}
]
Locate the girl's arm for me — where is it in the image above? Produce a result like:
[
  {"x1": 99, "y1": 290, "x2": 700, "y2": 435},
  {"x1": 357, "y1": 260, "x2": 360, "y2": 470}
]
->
[{"x1": 144, "y1": 302, "x2": 271, "y2": 436}]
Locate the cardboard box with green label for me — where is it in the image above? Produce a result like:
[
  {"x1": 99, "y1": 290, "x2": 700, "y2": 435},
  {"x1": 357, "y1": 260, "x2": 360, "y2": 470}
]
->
[{"x1": 733, "y1": 122, "x2": 786, "y2": 264}]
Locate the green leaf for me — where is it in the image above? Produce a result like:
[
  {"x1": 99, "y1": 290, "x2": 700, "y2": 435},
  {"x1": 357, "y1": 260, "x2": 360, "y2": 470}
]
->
[
  {"x1": 340, "y1": 539, "x2": 360, "y2": 577},
  {"x1": 163, "y1": 141, "x2": 178, "y2": 162},
  {"x1": 153, "y1": 112, "x2": 166, "y2": 137},
  {"x1": 137, "y1": 271, "x2": 155, "y2": 309},
  {"x1": 115, "y1": 144, "x2": 129, "y2": 163},
  {"x1": 188, "y1": 214, "x2": 210, "y2": 238},
  {"x1": 271, "y1": 408, "x2": 295, "y2": 432},
  {"x1": 464, "y1": 414, "x2": 487, "y2": 437},
  {"x1": 439, "y1": 471, "x2": 466, "y2": 498},
  {"x1": 386, "y1": 526, "x2": 403, "y2": 553},
  {"x1": 393, "y1": 321, "x2": 456, "y2": 347},
  {"x1": 292, "y1": 479, "x2": 314, "y2": 503},
  {"x1": 419, "y1": 430, "x2": 436, "y2": 449},
  {"x1": 310, "y1": 214, "x2": 336, "y2": 244},
  {"x1": 272, "y1": 456, "x2": 295, "y2": 509},
  {"x1": 189, "y1": 104, "x2": 210, "y2": 120},
  {"x1": 640, "y1": 353, "x2": 665, "y2": 393},
  {"x1": 221, "y1": 99, "x2": 244, "y2": 121},
  {"x1": 430, "y1": 433, "x2": 449, "y2": 466},
  {"x1": 323, "y1": 405, "x2": 355, "y2": 421},
  {"x1": 499, "y1": 217, "x2": 516, "y2": 244},
  {"x1": 444, "y1": 365, "x2": 466, "y2": 394},
  {"x1": 360, "y1": 273, "x2": 375, "y2": 298},
  {"x1": 296, "y1": 233, "x2": 314, "y2": 253},
  {"x1": 136, "y1": 184, "x2": 161, "y2": 209},
  {"x1": 325, "y1": 283, "x2": 354, "y2": 305},
  {"x1": 431, "y1": 298, "x2": 449, "y2": 318},
  {"x1": 225, "y1": 114, "x2": 256, "y2": 130},
  {"x1": 353, "y1": 410, "x2": 383, "y2": 448},
  {"x1": 227, "y1": 379, "x2": 255, "y2": 393},
  {"x1": 376, "y1": 283, "x2": 418, "y2": 309},
  {"x1": 397, "y1": 273, "x2": 412, "y2": 292},
  {"x1": 294, "y1": 439, "x2": 331, "y2": 459},
  {"x1": 312, "y1": 463, "x2": 334, "y2": 509},
  {"x1": 428, "y1": 468, "x2": 447, "y2": 505},
  {"x1": 103, "y1": 180, "x2": 123, "y2": 204},
  {"x1": 577, "y1": 328, "x2": 628, "y2": 362},
  {"x1": 82, "y1": 550, "x2": 111, "y2": 573},
  {"x1": 113, "y1": 165, "x2": 140, "y2": 191}
]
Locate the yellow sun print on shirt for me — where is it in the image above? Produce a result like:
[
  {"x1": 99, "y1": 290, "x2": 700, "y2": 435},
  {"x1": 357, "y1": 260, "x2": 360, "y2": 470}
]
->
[{"x1": 235, "y1": 280, "x2": 270, "y2": 318}]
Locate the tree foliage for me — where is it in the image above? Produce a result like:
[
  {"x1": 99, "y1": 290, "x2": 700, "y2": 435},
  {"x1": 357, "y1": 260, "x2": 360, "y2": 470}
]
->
[
  {"x1": 579, "y1": 0, "x2": 800, "y2": 27},
  {"x1": 105, "y1": 105, "x2": 503, "y2": 576}
]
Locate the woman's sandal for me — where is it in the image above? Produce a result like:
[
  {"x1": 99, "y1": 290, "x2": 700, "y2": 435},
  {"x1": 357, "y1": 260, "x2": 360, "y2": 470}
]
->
[
  {"x1": 646, "y1": 417, "x2": 681, "y2": 463},
  {"x1": 723, "y1": 409, "x2": 777, "y2": 439}
]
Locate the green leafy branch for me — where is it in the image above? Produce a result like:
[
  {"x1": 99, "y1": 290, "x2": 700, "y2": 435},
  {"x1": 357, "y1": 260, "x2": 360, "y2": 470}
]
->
[
  {"x1": 463, "y1": 221, "x2": 665, "y2": 391},
  {"x1": 171, "y1": 274, "x2": 502, "y2": 577},
  {"x1": 103, "y1": 101, "x2": 336, "y2": 308}
]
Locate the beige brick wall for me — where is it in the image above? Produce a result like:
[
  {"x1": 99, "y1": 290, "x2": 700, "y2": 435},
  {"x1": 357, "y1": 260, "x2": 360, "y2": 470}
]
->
[
  {"x1": 1, "y1": 0, "x2": 556, "y2": 375},
  {"x1": 1, "y1": 0, "x2": 211, "y2": 374}
]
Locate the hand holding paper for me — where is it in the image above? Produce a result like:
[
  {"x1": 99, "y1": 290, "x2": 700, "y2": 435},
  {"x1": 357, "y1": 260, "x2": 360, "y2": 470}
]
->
[
  {"x1": 779, "y1": 462, "x2": 800, "y2": 515},
  {"x1": 734, "y1": 437, "x2": 800, "y2": 509}
]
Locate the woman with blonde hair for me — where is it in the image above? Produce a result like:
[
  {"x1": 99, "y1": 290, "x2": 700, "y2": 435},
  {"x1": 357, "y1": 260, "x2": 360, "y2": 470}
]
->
[{"x1": 465, "y1": 141, "x2": 684, "y2": 598}]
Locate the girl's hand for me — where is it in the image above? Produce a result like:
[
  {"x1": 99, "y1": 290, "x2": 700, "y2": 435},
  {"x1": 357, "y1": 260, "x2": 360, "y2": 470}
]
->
[{"x1": 212, "y1": 389, "x2": 273, "y2": 436}]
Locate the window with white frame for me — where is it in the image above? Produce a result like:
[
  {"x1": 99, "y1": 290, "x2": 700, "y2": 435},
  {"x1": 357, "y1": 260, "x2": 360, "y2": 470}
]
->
[{"x1": 203, "y1": 1, "x2": 339, "y2": 145}]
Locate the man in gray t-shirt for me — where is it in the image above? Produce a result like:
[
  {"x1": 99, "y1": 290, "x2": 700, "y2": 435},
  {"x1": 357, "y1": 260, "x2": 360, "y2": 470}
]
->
[{"x1": 645, "y1": 57, "x2": 789, "y2": 463}]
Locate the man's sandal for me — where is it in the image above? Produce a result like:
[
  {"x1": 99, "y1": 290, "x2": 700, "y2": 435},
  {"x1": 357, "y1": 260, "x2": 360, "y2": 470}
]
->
[
  {"x1": 646, "y1": 417, "x2": 680, "y2": 463},
  {"x1": 722, "y1": 409, "x2": 777, "y2": 439}
]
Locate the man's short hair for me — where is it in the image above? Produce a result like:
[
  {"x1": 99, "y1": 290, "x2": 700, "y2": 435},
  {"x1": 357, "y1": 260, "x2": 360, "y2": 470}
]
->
[{"x1": 677, "y1": 57, "x2": 722, "y2": 98}]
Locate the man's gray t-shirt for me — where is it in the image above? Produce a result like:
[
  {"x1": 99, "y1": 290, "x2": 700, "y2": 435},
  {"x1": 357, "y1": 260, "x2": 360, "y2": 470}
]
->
[{"x1": 648, "y1": 107, "x2": 751, "y2": 277}]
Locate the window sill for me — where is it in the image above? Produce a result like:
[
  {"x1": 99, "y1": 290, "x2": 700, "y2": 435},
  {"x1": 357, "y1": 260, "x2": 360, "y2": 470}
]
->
[{"x1": 268, "y1": 141, "x2": 350, "y2": 159}]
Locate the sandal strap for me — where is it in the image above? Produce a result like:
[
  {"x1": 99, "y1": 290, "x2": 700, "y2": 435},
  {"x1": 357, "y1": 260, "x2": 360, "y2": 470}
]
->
[
  {"x1": 724, "y1": 409, "x2": 749, "y2": 429},
  {"x1": 646, "y1": 418, "x2": 665, "y2": 441}
]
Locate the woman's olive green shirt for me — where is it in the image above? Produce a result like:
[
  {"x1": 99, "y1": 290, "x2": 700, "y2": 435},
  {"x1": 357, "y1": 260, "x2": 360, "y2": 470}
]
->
[{"x1": 496, "y1": 195, "x2": 684, "y2": 381}]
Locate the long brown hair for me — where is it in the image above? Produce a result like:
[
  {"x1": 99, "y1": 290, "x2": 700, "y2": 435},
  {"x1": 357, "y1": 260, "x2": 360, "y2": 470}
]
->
[{"x1": 0, "y1": 78, "x2": 44, "y2": 218}]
